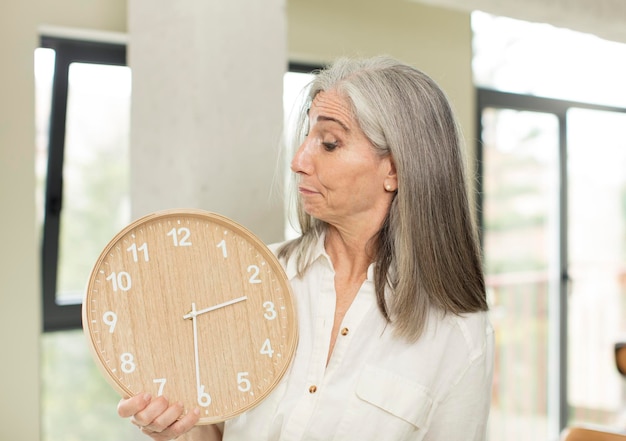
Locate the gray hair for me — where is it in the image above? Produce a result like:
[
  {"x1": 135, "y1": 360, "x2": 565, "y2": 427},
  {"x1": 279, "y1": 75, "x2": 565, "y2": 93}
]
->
[{"x1": 279, "y1": 56, "x2": 487, "y2": 341}]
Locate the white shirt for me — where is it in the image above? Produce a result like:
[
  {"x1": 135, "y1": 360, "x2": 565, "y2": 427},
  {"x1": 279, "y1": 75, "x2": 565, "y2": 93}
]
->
[{"x1": 223, "y1": 236, "x2": 494, "y2": 441}]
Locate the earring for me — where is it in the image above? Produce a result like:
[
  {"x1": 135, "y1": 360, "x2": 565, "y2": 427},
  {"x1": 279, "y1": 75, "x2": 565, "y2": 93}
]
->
[{"x1": 385, "y1": 184, "x2": 393, "y2": 191}]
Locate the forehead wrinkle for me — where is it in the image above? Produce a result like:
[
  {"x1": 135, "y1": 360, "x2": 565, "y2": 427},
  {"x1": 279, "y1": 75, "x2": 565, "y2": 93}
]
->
[{"x1": 311, "y1": 91, "x2": 354, "y2": 132}]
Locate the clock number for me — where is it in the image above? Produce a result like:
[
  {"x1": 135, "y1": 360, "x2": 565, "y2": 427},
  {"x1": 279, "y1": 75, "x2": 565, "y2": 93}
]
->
[
  {"x1": 127, "y1": 242, "x2": 149, "y2": 262},
  {"x1": 198, "y1": 385, "x2": 212, "y2": 407},
  {"x1": 106, "y1": 271, "x2": 132, "y2": 292},
  {"x1": 247, "y1": 265, "x2": 261, "y2": 284},
  {"x1": 153, "y1": 378, "x2": 167, "y2": 396},
  {"x1": 260, "y1": 338, "x2": 274, "y2": 358},
  {"x1": 120, "y1": 352, "x2": 136, "y2": 373},
  {"x1": 263, "y1": 301, "x2": 277, "y2": 320},
  {"x1": 167, "y1": 227, "x2": 191, "y2": 247},
  {"x1": 217, "y1": 239, "x2": 227, "y2": 258},
  {"x1": 237, "y1": 372, "x2": 251, "y2": 392},
  {"x1": 103, "y1": 311, "x2": 118, "y2": 333}
]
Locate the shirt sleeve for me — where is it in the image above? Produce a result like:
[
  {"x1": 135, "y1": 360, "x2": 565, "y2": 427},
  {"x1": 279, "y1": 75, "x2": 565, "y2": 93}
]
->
[{"x1": 423, "y1": 326, "x2": 495, "y2": 441}]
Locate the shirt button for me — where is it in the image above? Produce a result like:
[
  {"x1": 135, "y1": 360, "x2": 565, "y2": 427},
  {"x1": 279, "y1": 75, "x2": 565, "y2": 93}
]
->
[
  {"x1": 309, "y1": 385, "x2": 317, "y2": 394},
  {"x1": 341, "y1": 327, "x2": 349, "y2": 336}
]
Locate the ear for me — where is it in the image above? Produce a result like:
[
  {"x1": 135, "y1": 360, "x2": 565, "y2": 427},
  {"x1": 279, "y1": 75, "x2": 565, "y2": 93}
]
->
[{"x1": 383, "y1": 157, "x2": 397, "y2": 192}]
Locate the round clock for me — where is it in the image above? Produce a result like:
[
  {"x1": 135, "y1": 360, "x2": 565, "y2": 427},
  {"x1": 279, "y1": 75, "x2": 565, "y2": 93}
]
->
[{"x1": 82, "y1": 208, "x2": 298, "y2": 425}]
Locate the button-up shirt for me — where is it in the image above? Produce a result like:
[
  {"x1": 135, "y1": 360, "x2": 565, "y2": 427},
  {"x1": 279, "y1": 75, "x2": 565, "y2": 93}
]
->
[{"x1": 223, "y1": 236, "x2": 494, "y2": 441}]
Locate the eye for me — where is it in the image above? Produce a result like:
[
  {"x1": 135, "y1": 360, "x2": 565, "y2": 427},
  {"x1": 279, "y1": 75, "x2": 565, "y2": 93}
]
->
[{"x1": 322, "y1": 141, "x2": 338, "y2": 151}]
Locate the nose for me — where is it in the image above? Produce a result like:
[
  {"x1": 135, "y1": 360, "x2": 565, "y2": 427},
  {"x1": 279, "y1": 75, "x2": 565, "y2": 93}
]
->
[{"x1": 290, "y1": 139, "x2": 312, "y2": 175}]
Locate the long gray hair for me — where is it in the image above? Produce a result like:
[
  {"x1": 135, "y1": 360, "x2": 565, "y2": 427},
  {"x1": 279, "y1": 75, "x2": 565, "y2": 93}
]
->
[{"x1": 279, "y1": 56, "x2": 487, "y2": 341}]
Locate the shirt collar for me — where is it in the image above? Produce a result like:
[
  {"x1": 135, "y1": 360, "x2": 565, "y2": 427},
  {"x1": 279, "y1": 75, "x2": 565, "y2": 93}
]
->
[
  {"x1": 283, "y1": 232, "x2": 376, "y2": 283},
  {"x1": 282, "y1": 231, "x2": 328, "y2": 280}
]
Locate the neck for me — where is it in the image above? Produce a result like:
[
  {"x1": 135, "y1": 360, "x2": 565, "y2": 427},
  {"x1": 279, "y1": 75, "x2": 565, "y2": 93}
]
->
[{"x1": 324, "y1": 225, "x2": 377, "y2": 282}]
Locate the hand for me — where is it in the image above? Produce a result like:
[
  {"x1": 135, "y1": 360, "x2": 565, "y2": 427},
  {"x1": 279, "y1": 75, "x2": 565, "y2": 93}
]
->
[{"x1": 118, "y1": 393, "x2": 200, "y2": 440}]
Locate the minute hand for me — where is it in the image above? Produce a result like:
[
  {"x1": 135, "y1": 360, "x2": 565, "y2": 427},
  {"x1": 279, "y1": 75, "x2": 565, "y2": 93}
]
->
[{"x1": 183, "y1": 296, "x2": 248, "y2": 320}]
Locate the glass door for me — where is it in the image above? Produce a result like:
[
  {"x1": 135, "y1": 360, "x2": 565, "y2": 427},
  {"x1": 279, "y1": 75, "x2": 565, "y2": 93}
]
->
[
  {"x1": 481, "y1": 107, "x2": 561, "y2": 440},
  {"x1": 567, "y1": 108, "x2": 626, "y2": 426},
  {"x1": 479, "y1": 89, "x2": 626, "y2": 440}
]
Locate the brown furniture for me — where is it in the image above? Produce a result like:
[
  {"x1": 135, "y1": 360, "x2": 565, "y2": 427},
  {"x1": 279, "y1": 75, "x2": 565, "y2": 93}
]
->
[
  {"x1": 560, "y1": 345, "x2": 626, "y2": 440},
  {"x1": 615, "y1": 342, "x2": 626, "y2": 377},
  {"x1": 561, "y1": 427, "x2": 626, "y2": 441}
]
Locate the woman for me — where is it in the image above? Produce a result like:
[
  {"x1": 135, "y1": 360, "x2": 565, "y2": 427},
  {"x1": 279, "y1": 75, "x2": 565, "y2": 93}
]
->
[{"x1": 119, "y1": 55, "x2": 494, "y2": 440}]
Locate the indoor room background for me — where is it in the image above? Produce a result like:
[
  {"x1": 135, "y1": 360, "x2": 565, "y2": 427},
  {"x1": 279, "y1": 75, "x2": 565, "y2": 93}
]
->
[{"x1": 2, "y1": 0, "x2": 626, "y2": 440}]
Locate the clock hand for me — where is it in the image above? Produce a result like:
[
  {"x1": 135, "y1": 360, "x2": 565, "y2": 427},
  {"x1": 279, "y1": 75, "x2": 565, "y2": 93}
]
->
[
  {"x1": 189, "y1": 303, "x2": 202, "y2": 403},
  {"x1": 182, "y1": 296, "x2": 248, "y2": 407},
  {"x1": 186, "y1": 302, "x2": 213, "y2": 408},
  {"x1": 183, "y1": 295, "x2": 248, "y2": 320}
]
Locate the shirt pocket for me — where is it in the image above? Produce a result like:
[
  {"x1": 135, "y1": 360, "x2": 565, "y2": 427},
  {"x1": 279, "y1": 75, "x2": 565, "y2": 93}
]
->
[{"x1": 355, "y1": 364, "x2": 434, "y2": 431}]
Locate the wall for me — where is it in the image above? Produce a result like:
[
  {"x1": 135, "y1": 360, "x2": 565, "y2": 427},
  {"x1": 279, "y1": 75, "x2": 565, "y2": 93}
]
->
[
  {"x1": 0, "y1": 1, "x2": 471, "y2": 439},
  {"x1": 287, "y1": 0, "x2": 474, "y2": 149},
  {"x1": 0, "y1": 2, "x2": 125, "y2": 440},
  {"x1": 128, "y1": 0, "x2": 287, "y2": 243},
  {"x1": 0, "y1": 2, "x2": 39, "y2": 439}
]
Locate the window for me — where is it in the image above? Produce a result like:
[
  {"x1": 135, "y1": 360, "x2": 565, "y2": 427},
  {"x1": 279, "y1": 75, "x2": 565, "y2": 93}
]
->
[
  {"x1": 39, "y1": 36, "x2": 129, "y2": 332},
  {"x1": 474, "y1": 12, "x2": 626, "y2": 439},
  {"x1": 479, "y1": 90, "x2": 626, "y2": 439},
  {"x1": 37, "y1": 35, "x2": 134, "y2": 441}
]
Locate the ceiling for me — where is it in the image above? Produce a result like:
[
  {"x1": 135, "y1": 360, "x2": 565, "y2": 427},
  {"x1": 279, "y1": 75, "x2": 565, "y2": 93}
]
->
[{"x1": 411, "y1": 0, "x2": 626, "y2": 44}]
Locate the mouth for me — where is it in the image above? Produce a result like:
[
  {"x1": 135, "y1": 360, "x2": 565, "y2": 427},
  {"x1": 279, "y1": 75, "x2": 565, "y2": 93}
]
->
[{"x1": 298, "y1": 185, "x2": 319, "y2": 196}]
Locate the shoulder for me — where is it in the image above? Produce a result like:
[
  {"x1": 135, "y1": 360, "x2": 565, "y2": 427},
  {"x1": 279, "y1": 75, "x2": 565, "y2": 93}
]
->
[
  {"x1": 424, "y1": 310, "x2": 493, "y2": 370},
  {"x1": 266, "y1": 235, "x2": 327, "y2": 280},
  {"x1": 266, "y1": 241, "x2": 286, "y2": 256},
  {"x1": 444, "y1": 310, "x2": 493, "y2": 363},
  {"x1": 266, "y1": 240, "x2": 299, "y2": 280}
]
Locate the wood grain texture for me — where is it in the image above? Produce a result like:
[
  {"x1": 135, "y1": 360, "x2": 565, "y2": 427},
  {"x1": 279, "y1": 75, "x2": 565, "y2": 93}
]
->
[{"x1": 83, "y1": 209, "x2": 298, "y2": 424}]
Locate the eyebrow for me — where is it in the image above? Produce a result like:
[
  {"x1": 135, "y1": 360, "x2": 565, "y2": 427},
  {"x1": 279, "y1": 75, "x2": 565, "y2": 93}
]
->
[{"x1": 316, "y1": 115, "x2": 350, "y2": 132}]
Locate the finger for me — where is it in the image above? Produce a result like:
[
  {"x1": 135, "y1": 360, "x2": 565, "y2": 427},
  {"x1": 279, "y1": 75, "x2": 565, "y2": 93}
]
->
[
  {"x1": 118, "y1": 393, "x2": 152, "y2": 418},
  {"x1": 144, "y1": 407, "x2": 200, "y2": 439},
  {"x1": 130, "y1": 395, "x2": 169, "y2": 428},
  {"x1": 144, "y1": 401, "x2": 185, "y2": 433}
]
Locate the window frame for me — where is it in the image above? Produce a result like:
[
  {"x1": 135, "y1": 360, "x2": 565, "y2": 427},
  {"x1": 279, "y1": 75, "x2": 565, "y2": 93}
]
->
[
  {"x1": 476, "y1": 87, "x2": 626, "y2": 434},
  {"x1": 41, "y1": 36, "x2": 126, "y2": 332}
]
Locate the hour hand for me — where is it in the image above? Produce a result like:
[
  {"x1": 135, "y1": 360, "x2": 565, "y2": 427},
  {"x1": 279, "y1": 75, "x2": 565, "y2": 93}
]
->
[{"x1": 183, "y1": 295, "x2": 248, "y2": 320}]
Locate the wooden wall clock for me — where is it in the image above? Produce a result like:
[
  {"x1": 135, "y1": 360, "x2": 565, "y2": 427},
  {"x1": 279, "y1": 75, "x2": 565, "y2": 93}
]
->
[{"x1": 82, "y1": 208, "x2": 298, "y2": 425}]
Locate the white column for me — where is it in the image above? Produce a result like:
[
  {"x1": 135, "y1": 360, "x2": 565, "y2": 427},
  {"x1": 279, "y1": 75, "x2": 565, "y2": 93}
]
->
[
  {"x1": 0, "y1": 2, "x2": 40, "y2": 440},
  {"x1": 129, "y1": 0, "x2": 287, "y2": 243}
]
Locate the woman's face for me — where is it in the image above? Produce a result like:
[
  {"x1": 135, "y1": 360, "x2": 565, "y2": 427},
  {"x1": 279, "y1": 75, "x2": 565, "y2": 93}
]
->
[{"x1": 291, "y1": 89, "x2": 396, "y2": 229}]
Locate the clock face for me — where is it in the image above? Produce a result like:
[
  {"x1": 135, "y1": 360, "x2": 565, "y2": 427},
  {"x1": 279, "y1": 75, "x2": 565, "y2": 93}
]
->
[{"x1": 82, "y1": 209, "x2": 297, "y2": 424}]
